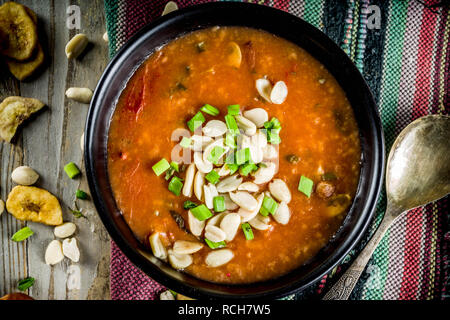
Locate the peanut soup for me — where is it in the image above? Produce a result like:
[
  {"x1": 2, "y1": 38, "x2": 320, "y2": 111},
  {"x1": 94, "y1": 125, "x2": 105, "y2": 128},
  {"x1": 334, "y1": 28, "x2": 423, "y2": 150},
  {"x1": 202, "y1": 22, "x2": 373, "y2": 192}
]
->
[{"x1": 107, "y1": 27, "x2": 361, "y2": 284}]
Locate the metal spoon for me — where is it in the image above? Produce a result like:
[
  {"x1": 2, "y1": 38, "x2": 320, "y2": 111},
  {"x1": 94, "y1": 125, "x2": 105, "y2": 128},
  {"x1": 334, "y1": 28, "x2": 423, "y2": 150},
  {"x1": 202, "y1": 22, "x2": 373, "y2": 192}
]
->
[{"x1": 323, "y1": 115, "x2": 450, "y2": 300}]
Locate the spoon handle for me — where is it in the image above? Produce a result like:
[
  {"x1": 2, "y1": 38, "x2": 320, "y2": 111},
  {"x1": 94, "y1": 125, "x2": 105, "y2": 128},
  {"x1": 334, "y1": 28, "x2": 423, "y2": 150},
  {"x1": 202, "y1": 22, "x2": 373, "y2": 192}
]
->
[{"x1": 322, "y1": 205, "x2": 400, "y2": 300}]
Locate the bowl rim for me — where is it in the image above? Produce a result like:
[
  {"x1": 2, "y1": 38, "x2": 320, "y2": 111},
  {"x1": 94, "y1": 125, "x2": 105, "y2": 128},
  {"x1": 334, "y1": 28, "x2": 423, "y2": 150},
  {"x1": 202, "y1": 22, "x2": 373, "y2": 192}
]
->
[{"x1": 85, "y1": 2, "x2": 385, "y2": 299}]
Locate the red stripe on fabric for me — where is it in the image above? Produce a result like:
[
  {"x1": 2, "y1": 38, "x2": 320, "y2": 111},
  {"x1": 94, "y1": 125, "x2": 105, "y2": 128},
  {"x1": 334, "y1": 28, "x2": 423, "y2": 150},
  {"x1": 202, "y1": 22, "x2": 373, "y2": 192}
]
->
[
  {"x1": 444, "y1": 23, "x2": 450, "y2": 113},
  {"x1": 178, "y1": 0, "x2": 213, "y2": 8},
  {"x1": 272, "y1": 0, "x2": 290, "y2": 12},
  {"x1": 316, "y1": 274, "x2": 328, "y2": 294},
  {"x1": 410, "y1": 9, "x2": 439, "y2": 120},
  {"x1": 399, "y1": 208, "x2": 424, "y2": 300},
  {"x1": 125, "y1": 0, "x2": 165, "y2": 41},
  {"x1": 420, "y1": 5, "x2": 448, "y2": 300},
  {"x1": 418, "y1": 204, "x2": 433, "y2": 299},
  {"x1": 110, "y1": 241, "x2": 166, "y2": 300}
]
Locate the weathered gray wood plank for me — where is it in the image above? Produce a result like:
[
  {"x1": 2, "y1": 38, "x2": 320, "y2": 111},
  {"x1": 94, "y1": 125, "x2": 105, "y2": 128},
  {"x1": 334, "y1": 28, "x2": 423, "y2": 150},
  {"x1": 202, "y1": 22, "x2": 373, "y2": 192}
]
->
[{"x1": 0, "y1": 0, "x2": 110, "y2": 300}]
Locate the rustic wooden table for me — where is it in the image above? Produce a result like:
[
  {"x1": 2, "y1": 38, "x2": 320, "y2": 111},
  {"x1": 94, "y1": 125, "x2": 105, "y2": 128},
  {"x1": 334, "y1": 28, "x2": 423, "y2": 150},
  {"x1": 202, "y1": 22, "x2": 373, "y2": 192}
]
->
[{"x1": 0, "y1": 0, "x2": 110, "y2": 299}]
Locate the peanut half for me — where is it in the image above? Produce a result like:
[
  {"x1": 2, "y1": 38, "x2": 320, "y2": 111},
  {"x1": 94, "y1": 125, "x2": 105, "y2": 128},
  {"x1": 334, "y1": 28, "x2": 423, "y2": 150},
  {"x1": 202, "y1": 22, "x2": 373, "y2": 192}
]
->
[
  {"x1": 65, "y1": 87, "x2": 93, "y2": 104},
  {"x1": 65, "y1": 33, "x2": 88, "y2": 59},
  {"x1": 11, "y1": 166, "x2": 39, "y2": 186},
  {"x1": 45, "y1": 239, "x2": 64, "y2": 265}
]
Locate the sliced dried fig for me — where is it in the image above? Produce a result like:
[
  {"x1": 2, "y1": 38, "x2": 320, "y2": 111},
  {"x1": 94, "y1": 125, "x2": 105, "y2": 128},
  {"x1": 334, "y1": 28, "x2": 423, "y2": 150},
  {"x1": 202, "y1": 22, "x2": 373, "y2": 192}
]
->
[
  {"x1": 0, "y1": 2, "x2": 38, "y2": 61},
  {"x1": 6, "y1": 185, "x2": 63, "y2": 226},
  {"x1": 0, "y1": 96, "x2": 45, "y2": 142},
  {"x1": 24, "y1": 5, "x2": 38, "y2": 25},
  {"x1": 6, "y1": 43, "x2": 45, "y2": 80}
]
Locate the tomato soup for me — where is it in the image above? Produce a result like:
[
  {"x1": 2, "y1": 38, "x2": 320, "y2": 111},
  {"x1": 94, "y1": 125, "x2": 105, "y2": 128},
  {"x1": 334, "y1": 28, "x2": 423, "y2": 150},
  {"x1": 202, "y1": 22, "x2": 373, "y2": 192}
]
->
[{"x1": 107, "y1": 27, "x2": 361, "y2": 284}]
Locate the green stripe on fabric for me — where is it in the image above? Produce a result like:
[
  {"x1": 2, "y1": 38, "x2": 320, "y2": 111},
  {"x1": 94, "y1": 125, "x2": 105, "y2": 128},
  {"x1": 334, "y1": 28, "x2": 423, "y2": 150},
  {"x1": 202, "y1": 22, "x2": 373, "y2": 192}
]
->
[
  {"x1": 361, "y1": 0, "x2": 410, "y2": 300},
  {"x1": 362, "y1": 0, "x2": 390, "y2": 106},
  {"x1": 104, "y1": 0, "x2": 119, "y2": 58},
  {"x1": 366, "y1": 0, "x2": 408, "y2": 239},
  {"x1": 353, "y1": 2, "x2": 390, "y2": 298},
  {"x1": 349, "y1": 0, "x2": 360, "y2": 60},
  {"x1": 362, "y1": 229, "x2": 391, "y2": 300},
  {"x1": 303, "y1": 0, "x2": 325, "y2": 28},
  {"x1": 377, "y1": 0, "x2": 409, "y2": 148},
  {"x1": 354, "y1": 1, "x2": 368, "y2": 71}
]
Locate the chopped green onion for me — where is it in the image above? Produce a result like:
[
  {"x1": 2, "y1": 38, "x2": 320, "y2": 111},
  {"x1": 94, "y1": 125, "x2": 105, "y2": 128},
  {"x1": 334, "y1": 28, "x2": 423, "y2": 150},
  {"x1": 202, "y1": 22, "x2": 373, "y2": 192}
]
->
[
  {"x1": 225, "y1": 152, "x2": 235, "y2": 164},
  {"x1": 264, "y1": 117, "x2": 281, "y2": 130},
  {"x1": 200, "y1": 104, "x2": 219, "y2": 116},
  {"x1": 18, "y1": 277, "x2": 35, "y2": 291},
  {"x1": 298, "y1": 175, "x2": 314, "y2": 197},
  {"x1": 187, "y1": 111, "x2": 205, "y2": 132},
  {"x1": 11, "y1": 227, "x2": 34, "y2": 242},
  {"x1": 270, "y1": 117, "x2": 281, "y2": 129},
  {"x1": 241, "y1": 223, "x2": 254, "y2": 240},
  {"x1": 183, "y1": 200, "x2": 198, "y2": 210},
  {"x1": 180, "y1": 137, "x2": 191, "y2": 148},
  {"x1": 170, "y1": 161, "x2": 180, "y2": 172},
  {"x1": 239, "y1": 163, "x2": 258, "y2": 176},
  {"x1": 205, "y1": 238, "x2": 226, "y2": 249},
  {"x1": 225, "y1": 132, "x2": 237, "y2": 149},
  {"x1": 190, "y1": 204, "x2": 213, "y2": 221},
  {"x1": 152, "y1": 158, "x2": 171, "y2": 176},
  {"x1": 64, "y1": 162, "x2": 81, "y2": 179},
  {"x1": 226, "y1": 163, "x2": 239, "y2": 175},
  {"x1": 165, "y1": 169, "x2": 174, "y2": 180},
  {"x1": 267, "y1": 130, "x2": 281, "y2": 145},
  {"x1": 227, "y1": 104, "x2": 240, "y2": 115},
  {"x1": 205, "y1": 170, "x2": 220, "y2": 184},
  {"x1": 76, "y1": 189, "x2": 88, "y2": 200},
  {"x1": 213, "y1": 196, "x2": 226, "y2": 212},
  {"x1": 165, "y1": 162, "x2": 180, "y2": 181},
  {"x1": 236, "y1": 148, "x2": 251, "y2": 165},
  {"x1": 168, "y1": 176, "x2": 183, "y2": 196},
  {"x1": 260, "y1": 196, "x2": 278, "y2": 216},
  {"x1": 70, "y1": 205, "x2": 87, "y2": 219},
  {"x1": 169, "y1": 289, "x2": 178, "y2": 298},
  {"x1": 322, "y1": 172, "x2": 337, "y2": 181},
  {"x1": 225, "y1": 114, "x2": 239, "y2": 134},
  {"x1": 207, "y1": 146, "x2": 225, "y2": 165}
]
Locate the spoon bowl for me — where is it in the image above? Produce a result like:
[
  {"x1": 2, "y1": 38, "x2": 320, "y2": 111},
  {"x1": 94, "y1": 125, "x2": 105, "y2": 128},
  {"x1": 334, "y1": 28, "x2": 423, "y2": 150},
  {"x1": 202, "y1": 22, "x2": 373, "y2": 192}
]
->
[
  {"x1": 387, "y1": 115, "x2": 450, "y2": 212},
  {"x1": 324, "y1": 114, "x2": 450, "y2": 300}
]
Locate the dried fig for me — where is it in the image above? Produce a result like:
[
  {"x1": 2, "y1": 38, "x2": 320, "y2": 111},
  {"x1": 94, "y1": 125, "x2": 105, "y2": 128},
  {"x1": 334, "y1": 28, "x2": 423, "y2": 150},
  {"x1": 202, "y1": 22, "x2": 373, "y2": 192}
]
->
[
  {"x1": 6, "y1": 43, "x2": 44, "y2": 80},
  {"x1": 0, "y1": 96, "x2": 45, "y2": 142},
  {"x1": 0, "y1": 2, "x2": 38, "y2": 61},
  {"x1": 24, "y1": 5, "x2": 38, "y2": 25},
  {"x1": 6, "y1": 185, "x2": 63, "y2": 226}
]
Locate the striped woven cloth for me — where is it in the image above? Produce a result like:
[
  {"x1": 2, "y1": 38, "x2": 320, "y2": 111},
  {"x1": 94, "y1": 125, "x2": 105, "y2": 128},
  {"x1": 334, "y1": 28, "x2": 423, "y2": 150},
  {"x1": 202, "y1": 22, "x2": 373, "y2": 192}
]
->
[{"x1": 105, "y1": 0, "x2": 450, "y2": 300}]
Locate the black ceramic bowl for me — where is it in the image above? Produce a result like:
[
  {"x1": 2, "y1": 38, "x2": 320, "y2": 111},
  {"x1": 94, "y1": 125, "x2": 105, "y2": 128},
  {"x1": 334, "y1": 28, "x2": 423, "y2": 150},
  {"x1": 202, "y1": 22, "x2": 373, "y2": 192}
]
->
[{"x1": 85, "y1": 2, "x2": 384, "y2": 299}]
